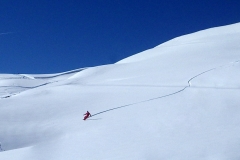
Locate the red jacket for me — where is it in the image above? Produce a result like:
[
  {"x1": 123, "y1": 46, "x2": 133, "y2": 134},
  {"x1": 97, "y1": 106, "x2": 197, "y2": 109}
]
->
[{"x1": 83, "y1": 111, "x2": 91, "y2": 120}]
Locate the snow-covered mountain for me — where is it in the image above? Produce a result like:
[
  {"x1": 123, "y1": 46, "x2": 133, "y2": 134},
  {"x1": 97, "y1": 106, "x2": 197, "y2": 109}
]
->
[{"x1": 0, "y1": 23, "x2": 240, "y2": 160}]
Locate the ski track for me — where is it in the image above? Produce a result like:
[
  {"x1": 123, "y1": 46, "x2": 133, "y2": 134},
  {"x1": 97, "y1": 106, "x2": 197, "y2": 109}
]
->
[
  {"x1": 79, "y1": 84, "x2": 239, "y2": 90},
  {"x1": 91, "y1": 60, "x2": 239, "y2": 117}
]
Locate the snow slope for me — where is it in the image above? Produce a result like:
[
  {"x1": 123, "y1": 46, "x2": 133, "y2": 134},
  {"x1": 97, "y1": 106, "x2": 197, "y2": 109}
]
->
[{"x1": 0, "y1": 23, "x2": 240, "y2": 160}]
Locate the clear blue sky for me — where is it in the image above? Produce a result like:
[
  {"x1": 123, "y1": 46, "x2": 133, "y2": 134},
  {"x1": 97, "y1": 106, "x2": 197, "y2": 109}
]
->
[{"x1": 1, "y1": 0, "x2": 240, "y2": 74}]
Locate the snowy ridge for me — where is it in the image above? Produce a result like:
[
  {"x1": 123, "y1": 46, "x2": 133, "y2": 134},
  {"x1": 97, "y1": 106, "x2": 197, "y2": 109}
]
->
[
  {"x1": 0, "y1": 23, "x2": 240, "y2": 160},
  {"x1": 0, "y1": 68, "x2": 86, "y2": 99},
  {"x1": 117, "y1": 22, "x2": 240, "y2": 64}
]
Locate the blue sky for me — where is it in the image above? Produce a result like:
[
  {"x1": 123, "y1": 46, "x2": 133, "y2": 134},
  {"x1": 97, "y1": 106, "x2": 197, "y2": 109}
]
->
[{"x1": 1, "y1": 0, "x2": 240, "y2": 74}]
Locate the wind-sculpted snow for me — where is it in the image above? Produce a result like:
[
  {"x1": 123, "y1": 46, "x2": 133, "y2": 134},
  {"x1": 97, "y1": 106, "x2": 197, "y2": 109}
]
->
[{"x1": 0, "y1": 23, "x2": 240, "y2": 160}]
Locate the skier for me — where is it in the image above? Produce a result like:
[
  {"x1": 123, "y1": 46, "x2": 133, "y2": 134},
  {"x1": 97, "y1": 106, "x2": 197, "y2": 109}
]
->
[{"x1": 83, "y1": 111, "x2": 91, "y2": 120}]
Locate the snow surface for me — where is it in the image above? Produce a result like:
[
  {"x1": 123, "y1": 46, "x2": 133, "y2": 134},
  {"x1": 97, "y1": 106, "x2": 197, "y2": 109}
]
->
[{"x1": 0, "y1": 23, "x2": 240, "y2": 160}]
